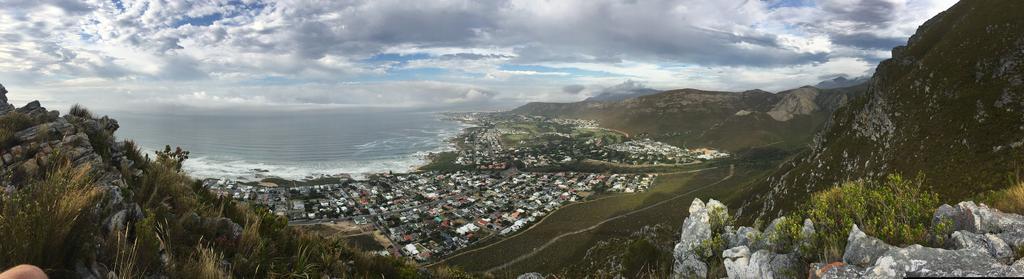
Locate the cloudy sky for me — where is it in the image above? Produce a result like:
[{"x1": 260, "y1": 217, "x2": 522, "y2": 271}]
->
[{"x1": 0, "y1": 0, "x2": 956, "y2": 113}]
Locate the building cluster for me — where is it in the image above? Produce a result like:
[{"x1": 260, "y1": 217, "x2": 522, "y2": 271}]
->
[
  {"x1": 207, "y1": 170, "x2": 655, "y2": 262},
  {"x1": 604, "y1": 139, "x2": 699, "y2": 164},
  {"x1": 450, "y1": 114, "x2": 730, "y2": 168}
]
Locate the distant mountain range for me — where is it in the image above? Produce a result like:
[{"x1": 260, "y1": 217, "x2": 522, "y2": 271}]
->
[
  {"x1": 512, "y1": 84, "x2": 865, "y2": 152},
  {"x1": 814, "y1": 76, "x2": 870, "y2": 89}
]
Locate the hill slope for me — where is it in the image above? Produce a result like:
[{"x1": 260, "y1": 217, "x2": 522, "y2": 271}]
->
[
  {"x1": 512, "y1": 84, "x2": 865, "y2": 151},
  {"x1": 744, "y1": 0, "x2": 1024, "y2": 220}
]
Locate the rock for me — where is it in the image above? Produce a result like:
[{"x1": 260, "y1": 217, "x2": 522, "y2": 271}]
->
[
  {"x1": 0, "y1": 83, "x2": 12, "y2": 113},
  {"x1": 809, "y1": 262, "x2": 866, "y2": 279},
  {"x1": 729, "y1": 226, "x2": 760, "y2": 248},
  {"x1": 757, "y1": 216, "x2": 787, "y2": 250},
  {"x1": 672, "y1": 198, "x2": 726, "y2": 279},
  {"x1": 950, "y1": 231, "x2": 1013, "y2": 263},
  {"x1": 15, "y1": 100, "x2": 41, "y2": 114},
  {"x1": 842, "y1": 225, "x2": 894, "y2": 267},
  {"x1": 516, "y1": 272, "x2": 544, "y2": 279},
  {"x1": 722, "y1": 246, "x2": 798, "y2": 279},
  {"x1": 767, "y1": 87, "x2": 821, "y2": 121},
  {"x1": 865, "y1": 244, "x2": 1014, "y2": 277},
  {"x1": 0, "y1": 83, "x2": 7, "y2": 103},
  {"x1": 103, "y1": 209, "x2": 128, "y2": 234},
  {"x1": 936, "y1": 201, "x2": 1024, "y2": 234}
]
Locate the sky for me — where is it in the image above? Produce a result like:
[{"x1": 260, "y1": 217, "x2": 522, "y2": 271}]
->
[{"x1": 0, "y1": 0, "x2": 958, "y2": 113}]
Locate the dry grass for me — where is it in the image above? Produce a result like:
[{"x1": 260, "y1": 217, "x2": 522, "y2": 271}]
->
[
  {"x1": 181, "y1": 244, "x2": 230, "y2": 279},
  {"x1": 0, "y1": 162, "x2": 102, "y2": 268},
  {"x1": 69, "y1": 103, "x2": 93, "y2": 119},
  {"x1": 991, "y1": 181, "x2": 1024, "y2": 214}
]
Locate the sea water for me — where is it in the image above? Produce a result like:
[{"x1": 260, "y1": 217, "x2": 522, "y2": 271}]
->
[{"x1": 111, "y1": 109, "x2": 464, "y2": 181}]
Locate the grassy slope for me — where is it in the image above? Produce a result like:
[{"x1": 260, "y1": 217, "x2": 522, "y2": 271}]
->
[{"x1": 442, "y1": 162, "x2": 774, "y2": 275}]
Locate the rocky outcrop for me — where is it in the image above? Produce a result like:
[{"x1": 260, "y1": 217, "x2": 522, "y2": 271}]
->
[
  {"x1": 675, "y1": 198, "x2": 1024, "y2": 278},
  {"x1": 672, "y1": 199, "x2": 726, "y2": 278},
  {"x1": 672, "y1": 199, "x2": 803, "y2": 279},
  {"x1": 767, "y1": 87, "x2": 820, "y2": 121}
]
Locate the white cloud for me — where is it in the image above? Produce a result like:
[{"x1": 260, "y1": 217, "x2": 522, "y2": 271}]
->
[{"x1": 0, "y1": 0, "x2": 958, "y2": 112}]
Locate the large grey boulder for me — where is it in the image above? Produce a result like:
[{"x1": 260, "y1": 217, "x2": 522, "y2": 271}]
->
[
  {"x1": 864, "y1": 244, "x2": 1019, "y2": 277},
  {"x1": 934, "y1": 201, "x2": 1024, "y2": 234},
  {"x1": 950, "y1": 230, "x2": 1013, "y2": 264},
  {"x1": 672, "y1": 198, "x2": 727, "y2": 279},
  {"x1": 722, "y1": 246, "x2": 800, "y2": 279},
  {"x1": 729, "y1": 226, "x2": 760, "y2": 248},
  {"x1": 842, "y1": 225, "x2": 895, "y2": 267},
  {"x1": 516, "y1": 272, "x2": 544, "y2": 279}
]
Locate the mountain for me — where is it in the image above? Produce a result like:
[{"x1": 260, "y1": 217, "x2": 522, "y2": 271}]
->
[
  {"x1": 512, "y1": 84, "x2": 865, "y2": 151},
  {"x1": 0, "y1": 86, "x2": 459, "y2": 278},
  {"x1": 744, "y1": 0, "x2": 1024, "y2": 220},
  {"x1": 814, "y1": 76, "x2": 869, "y2": 89}
]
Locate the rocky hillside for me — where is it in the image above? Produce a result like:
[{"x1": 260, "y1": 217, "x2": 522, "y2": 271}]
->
[
  {"x1": 511, "y1": 84, "x2": 865, "y2": 152},
  {"x1": 0, "y1": 85, "x2": 465, "y2": 278},
  {"x1": 744, "y1": 0, "x2": 1024, "y2": 220}
]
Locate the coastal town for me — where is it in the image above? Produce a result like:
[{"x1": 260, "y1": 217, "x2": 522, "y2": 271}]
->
[{"x1": 208, "y1": 112, "x2": 729, "y2": 262}]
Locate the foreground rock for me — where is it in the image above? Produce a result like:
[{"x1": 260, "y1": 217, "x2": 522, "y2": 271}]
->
[
  {"x1": 673, "y1": 199, "x2": 1024, "y2": 278},
  {"x1": 671, "y1": 199, "x2": 725, "y2": 278}
]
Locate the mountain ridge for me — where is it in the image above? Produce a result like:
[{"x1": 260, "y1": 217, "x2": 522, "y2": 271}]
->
[
  {"x1": 743, "y1": 0, "x2": 1024, "y2": 220},
  {"x1": 512, "y1": 84, "x2": 866, "y2": 152}
]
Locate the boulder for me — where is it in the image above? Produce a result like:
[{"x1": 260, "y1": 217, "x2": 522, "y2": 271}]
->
[
  {"x1": 950, "y1": 230, "x2": 1013, "y2": 263},
  {"x1": 934, "y1": 201, "x2": 1024, "y2": 234},
  {"x1": 729, "y1": 226, "x2": 760, "y2": 248},
  {"x1": 722, "y1": 246, "x2": 799, "y2": 279},
  {"x1": 865, "y1": 244, "x2": 1017, "y2": 277},
  {"x1": 809, "y1": 262, "x2": 866, "y2": 279},
  {"x1": 842, "y1": 225, "x2": 895, "y2": 267},
  {"x1": 758, "y1": 216, "x2": 787, "y2": 250},
  {"x1": 516, "y1": 272, "x2": 544, "y2": 279},
  {"x1": 672, "y1": 198, "x2": 727, "y2": 279},
  {"x1": 103, "y1": 209, "x2": 128, "y2": 235}
]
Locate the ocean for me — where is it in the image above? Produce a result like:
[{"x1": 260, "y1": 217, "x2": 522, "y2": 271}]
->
[{"x1": 111, "y1": 109, "x2": 465, "y2": 181}]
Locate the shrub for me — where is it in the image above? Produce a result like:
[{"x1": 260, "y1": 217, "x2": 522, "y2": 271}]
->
[
  {"x1": 800, "y1": 174, "x2": 939, "y2": 262},
  {"x1": 87, "y1": 129, "x2": 114, "y2": 162},
  {"x1": 69, "y1": 104, "x2": 93, "y2": 118},
  {"x1": 0, "y1": 162, "x2": 102, "y2": 269},
  {"x1": 622, "y1": 239, "x2": 668, "y2": 278},
  {"x1": 0, "y1": 112, "x2": 34, "y2": 148}
]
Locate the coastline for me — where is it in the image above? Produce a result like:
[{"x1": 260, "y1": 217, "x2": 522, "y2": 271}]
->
[{"x1": 188, "y1": 112, "x2": 475, "y2": 184}]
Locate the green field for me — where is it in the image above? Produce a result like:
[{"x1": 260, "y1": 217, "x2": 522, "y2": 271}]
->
[{"x1": 439, "y1": 164, "x2": 770, "y2": 275}]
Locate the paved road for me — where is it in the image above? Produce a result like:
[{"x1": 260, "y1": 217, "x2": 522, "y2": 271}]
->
[{"x1": 484, "y1": 164, "x2": 735, "y2": 273}]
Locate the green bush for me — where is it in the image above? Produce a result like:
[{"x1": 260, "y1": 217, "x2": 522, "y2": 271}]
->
[{"x1": 797, "y1": 174, "x2": 939, "y2": 262}]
